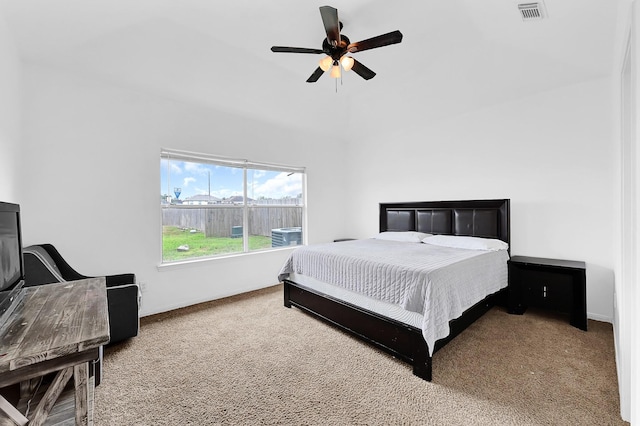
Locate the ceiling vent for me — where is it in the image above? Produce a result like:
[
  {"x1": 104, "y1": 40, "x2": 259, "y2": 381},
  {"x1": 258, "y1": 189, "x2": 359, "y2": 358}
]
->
[{"x1": 518, "y1": 2, "x2": 546, "y2": 21}]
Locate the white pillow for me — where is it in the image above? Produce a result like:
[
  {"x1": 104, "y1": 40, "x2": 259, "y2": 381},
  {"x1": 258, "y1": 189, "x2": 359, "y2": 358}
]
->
[
  {"x1": 421, "y1": 235, "x2": 509, "y2": 251},
  {"x1": 373, "y1": 231, "x2": 432, "y2": 243}
]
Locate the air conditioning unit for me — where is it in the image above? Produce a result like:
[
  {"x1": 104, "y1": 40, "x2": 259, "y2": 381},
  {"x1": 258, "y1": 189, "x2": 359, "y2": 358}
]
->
[
  {"x1": 231, "y1": 226, "x2": 243, "y2": 238},
  {"x1": 271, "y1": 227, "x2": 302, "y2": 247}
]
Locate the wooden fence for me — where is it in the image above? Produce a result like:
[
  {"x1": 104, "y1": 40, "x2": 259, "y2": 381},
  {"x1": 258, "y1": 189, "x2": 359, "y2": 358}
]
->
[{"x1": 162, "y1": 206, "x2": 303, "y2": 238}]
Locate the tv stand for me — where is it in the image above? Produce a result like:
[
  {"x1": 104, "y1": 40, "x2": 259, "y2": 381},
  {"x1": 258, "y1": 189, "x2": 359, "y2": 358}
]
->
[{"x1": 0, "y1": 278, "x2": 109, "y2": 425}]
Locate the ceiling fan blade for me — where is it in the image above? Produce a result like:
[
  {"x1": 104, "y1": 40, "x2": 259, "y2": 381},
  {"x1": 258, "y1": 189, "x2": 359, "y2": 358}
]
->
[
  {"x1": 319, "y1": 6, "x2": 340, "y2": 45},
  {"x1": 271, "y1": 46, "x2": 324, "y2": 54},
  {"x1": 351, "y1": 59, "x2": 376, "y2": 80},
  {"x1": 306, "y1": 67, "x2": 325, "y2": 83},
  {"x1": 347, "y1": 30, "x2": 403, "y2": 53}
]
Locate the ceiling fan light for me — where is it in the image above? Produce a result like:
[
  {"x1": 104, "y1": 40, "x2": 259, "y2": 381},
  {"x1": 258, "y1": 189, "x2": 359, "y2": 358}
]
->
[
  {"x1": 319, "y1": 56, "x2": 333, "y2": 71},
  {"x1": 340, "y1": 56, "x2": 354, "y2": 71},
  {"x1": 330, "y1": 64, "x2": 341, "y2": 79}
]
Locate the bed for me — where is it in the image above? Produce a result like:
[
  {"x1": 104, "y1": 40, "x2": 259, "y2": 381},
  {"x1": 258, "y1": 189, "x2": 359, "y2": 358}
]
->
[{"x1": 278, "y1": 199, "x2": 510, "y2": 381}]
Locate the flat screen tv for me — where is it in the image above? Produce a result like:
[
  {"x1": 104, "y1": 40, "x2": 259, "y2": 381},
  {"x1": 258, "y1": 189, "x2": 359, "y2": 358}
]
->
[
  {"x1": 0, "y1": 201, "x2": 25, "y2": 326},
  {"x1": 0, "y1": 201, "x2": 24, "y2": 292}
]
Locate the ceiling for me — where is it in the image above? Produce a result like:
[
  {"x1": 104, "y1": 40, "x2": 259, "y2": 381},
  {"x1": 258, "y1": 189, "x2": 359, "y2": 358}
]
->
[{"x1": 0, "y1": 0, "x2": 623, "y2": 130}]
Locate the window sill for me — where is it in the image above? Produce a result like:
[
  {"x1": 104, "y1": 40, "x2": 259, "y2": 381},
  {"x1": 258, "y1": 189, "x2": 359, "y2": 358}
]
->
[{"x1": 156, "y1": 245, "x2": 299, "y2": 271}]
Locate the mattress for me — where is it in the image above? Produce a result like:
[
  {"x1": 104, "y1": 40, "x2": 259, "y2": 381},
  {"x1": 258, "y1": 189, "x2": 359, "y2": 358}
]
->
[{"x1": 278, "y1": 239, "x2": 509, "y2": 355}]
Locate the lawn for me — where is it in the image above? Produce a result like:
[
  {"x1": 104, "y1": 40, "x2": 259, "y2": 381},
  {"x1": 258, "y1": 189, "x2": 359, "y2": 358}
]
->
[{"x1": 162, "y1": 226, "x2": 272, "y2": 262}]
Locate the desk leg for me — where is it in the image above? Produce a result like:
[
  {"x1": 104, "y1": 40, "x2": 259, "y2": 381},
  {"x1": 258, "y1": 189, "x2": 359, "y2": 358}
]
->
[
  {"x1": 74, "y1": 362, "x2": 90, "y2": 426},
  {"x1": 29, "y1": 367, "x2": 74, "y2": 426}
]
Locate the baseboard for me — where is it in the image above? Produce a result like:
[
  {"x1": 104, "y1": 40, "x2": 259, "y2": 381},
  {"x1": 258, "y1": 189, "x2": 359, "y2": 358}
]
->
[
  {"x1": 140, "y1": 282, "x2": 280, "y2": 317},
  {"x1": 587, "y1": 312, "x2": 612, "y2": 323}
]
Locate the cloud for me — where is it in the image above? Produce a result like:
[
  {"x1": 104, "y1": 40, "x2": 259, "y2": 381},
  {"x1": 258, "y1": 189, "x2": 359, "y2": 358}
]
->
[
  {"x1": 171, "y1": 163, "x2": 182, "y2": 174},
  {"x1": 183, "y1": 177, "x2": 196, "y2": 186},
  {"x1": 185, "y1": 162, "x2": 210, "y2": 175},
  {"x1": 252, "y1": 172, "x2": 302, "y2": 199},
  {"x1": 161, "y1": 158, "x2": 182, "y2": 175}
]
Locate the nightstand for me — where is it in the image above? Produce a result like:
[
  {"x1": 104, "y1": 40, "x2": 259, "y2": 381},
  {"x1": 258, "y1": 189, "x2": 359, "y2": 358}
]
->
[{"x1": 508, "y1": 256, "x2": 587, "y2": 331}]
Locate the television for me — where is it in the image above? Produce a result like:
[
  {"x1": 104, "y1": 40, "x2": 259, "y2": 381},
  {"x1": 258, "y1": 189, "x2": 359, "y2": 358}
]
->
[{"x1": 0, "y1": 201, "x2": 25, "y2": 325}]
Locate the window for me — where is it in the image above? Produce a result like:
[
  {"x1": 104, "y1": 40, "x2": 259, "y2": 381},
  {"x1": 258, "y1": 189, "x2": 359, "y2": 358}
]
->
[{"x1": 160, "y1": 149, "x2": 305, "y2": 263}]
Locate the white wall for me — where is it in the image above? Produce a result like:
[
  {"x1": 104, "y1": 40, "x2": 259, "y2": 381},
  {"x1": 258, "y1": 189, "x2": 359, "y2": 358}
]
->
[
  {"x1": 344, "y1": 78, "x2": 616, "y2": 322},
  {"x1": 19, "y1": 64, "x2": 349, "y2": 316},
  {"x1": 0, "y1": 9, "x2": 21, "y2": 203}
]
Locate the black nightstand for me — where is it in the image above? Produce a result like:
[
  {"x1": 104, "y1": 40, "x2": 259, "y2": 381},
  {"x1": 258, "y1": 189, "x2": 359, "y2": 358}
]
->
[{"x1": 508, "y1": 256, "x2": 587, "y2": 331}]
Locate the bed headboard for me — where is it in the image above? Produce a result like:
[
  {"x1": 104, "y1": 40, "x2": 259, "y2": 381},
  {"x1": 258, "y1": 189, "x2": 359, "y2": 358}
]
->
[{"x1": 380, "y1": 199, "x2": 510, "y2": 246}]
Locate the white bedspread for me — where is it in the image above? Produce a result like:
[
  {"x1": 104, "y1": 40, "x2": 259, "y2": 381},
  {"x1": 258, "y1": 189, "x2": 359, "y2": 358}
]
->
[{"x1": 278, "y1": 239, "x2": 509, "y2": 355}]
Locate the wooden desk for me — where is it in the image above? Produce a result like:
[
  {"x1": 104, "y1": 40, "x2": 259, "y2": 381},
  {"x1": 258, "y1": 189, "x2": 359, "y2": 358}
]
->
[{"x1": 0, "y1": 278, "x2": 109, "y2": 426}]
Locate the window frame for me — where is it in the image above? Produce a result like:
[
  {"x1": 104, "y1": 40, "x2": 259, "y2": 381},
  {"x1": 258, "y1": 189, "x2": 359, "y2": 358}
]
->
[{"x1": 160, "y1": 148, "x2": 306, "y2": 265}]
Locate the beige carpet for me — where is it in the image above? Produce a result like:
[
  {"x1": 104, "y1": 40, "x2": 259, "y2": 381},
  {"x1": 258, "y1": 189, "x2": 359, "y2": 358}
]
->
[{"x1": 95, "y1": 284, "x2": 626, "y2": 425}]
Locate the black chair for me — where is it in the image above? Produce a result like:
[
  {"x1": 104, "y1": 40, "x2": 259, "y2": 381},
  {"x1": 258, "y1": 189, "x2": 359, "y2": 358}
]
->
[
  {"x1": 23, "y1": 244, "x2": 140, "y2": 385},
  {"x1": 22, "y1": 244, "x2": 140, "y2": 345}
]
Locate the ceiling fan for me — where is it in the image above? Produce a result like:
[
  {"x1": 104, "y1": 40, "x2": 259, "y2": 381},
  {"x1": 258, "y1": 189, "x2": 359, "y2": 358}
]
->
[{"x1": 271, "y1": 6, "x2": 403, "y2": 83}]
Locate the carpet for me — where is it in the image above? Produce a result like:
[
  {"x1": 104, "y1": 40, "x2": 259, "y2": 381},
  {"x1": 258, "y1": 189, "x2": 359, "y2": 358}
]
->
[{"x1": 95, "y1": 284, "x2": 625, "y2": 425}]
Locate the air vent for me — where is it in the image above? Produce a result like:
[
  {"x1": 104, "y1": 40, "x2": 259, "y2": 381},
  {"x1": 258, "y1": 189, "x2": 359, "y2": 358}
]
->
[{"x1": 518, "y1": 2, "x2": 546, "y2": 21}]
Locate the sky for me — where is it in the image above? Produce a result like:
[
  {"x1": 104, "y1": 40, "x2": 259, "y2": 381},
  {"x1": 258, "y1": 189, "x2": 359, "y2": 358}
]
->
[{"x1": 160, "y1": 159, "x2": 303, "y2": 200}]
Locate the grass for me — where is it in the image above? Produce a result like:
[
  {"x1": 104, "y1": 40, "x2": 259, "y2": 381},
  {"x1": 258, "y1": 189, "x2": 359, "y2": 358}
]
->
[{"x1": 162, "y1": 226, "x2": 272, "y2": 262}]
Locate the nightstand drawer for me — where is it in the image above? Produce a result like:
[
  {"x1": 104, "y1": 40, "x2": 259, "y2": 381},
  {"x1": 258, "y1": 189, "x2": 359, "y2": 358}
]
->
[{"x1": 520, "y1": 269, "x2": 573, "y2": 313}]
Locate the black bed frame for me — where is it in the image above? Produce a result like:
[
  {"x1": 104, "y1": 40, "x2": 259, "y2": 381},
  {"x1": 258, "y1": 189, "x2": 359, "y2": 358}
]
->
[{"x1": 283, "y1": 199, "x2": 510, "y2": 381}]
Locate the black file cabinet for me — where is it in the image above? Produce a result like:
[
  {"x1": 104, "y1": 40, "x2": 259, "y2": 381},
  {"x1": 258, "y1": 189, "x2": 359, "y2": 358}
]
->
[{"x1": 508, "y1": 256, "x2": 587, "y2": 331}]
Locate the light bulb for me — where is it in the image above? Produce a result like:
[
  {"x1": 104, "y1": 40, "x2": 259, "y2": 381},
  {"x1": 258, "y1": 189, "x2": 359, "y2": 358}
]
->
[
  {"x1": 319, "y1": 56, "x2": 333, "y2": 72},
  {"x1": 330, "y1": 64, "x2": 341, "y2": 79},
  {"x1": 340, "y1": 56, "x2": 354, "y2": 71}
]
